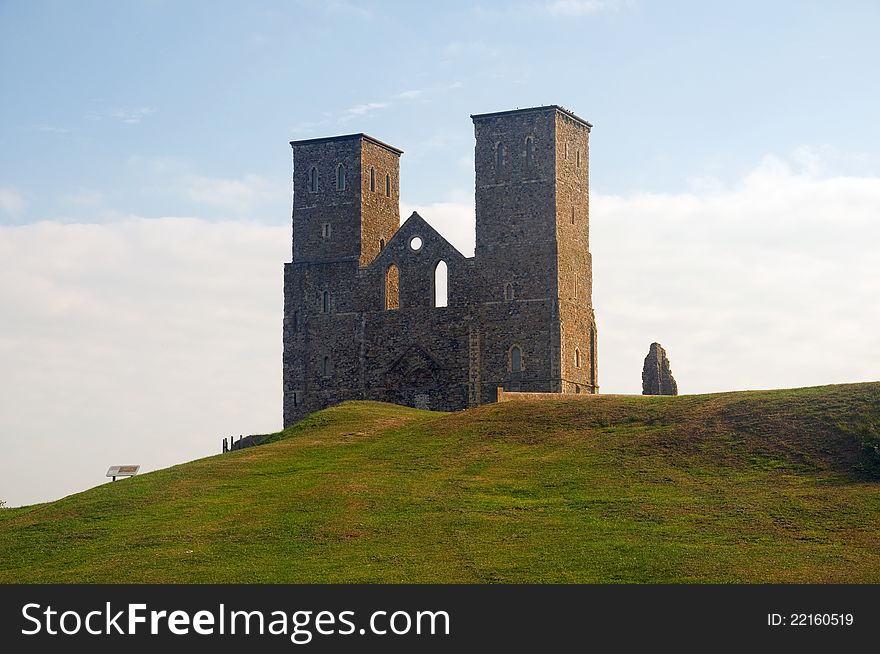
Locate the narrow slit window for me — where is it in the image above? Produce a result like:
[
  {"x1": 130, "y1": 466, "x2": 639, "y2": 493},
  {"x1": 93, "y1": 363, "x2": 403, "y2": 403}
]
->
[
  {"x1": 510, "y1": 346, "x2": 522, "y2": 373},
  {"x1": 525, "y1": 136, "x2": 535, "y2": 167},
  {"x1": 336, "y1": 164, "x2": 346, "y2": 191},
  {"x1": 505, "y1": 283, "x2": 514, "y2": 301},
  {"x1": 496, "y1": 142, "x2": 506, "y2": 172},
  {"x1": 575, "y1": 348, "x2": 581, "y2": 368},
  {"x1": 309, "y1": 167, "x2": 318, "y2": 193},
  {"x1": 385, "y1": 174, "x2": 391, "y2": 197},
  {"x1": 571, "y1": 207, "x2": 575, "y2": 225},
  {"x1": 370, "y1": 166, "x2": 376, "y2": 192},
  {"x1": 379, "y1": 238, "x2": 385, "y2": 250},
  {"x1": 576, "y1": 150, "x2": 581, "y2": 168},
  {"x1": 321, "y1": 356, "x2": 330, "y2": 377},
  {"x1": 322, "y1": 290, "x2": 330, "y2": 313}
]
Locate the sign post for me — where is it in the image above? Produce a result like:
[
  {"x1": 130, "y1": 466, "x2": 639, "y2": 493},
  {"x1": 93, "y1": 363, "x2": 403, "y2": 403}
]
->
[{"x1": 106, "y1": 465, "x2": 140, "y2": 482}]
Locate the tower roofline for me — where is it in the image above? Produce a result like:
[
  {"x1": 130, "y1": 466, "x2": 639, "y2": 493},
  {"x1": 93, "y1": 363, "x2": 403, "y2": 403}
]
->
[
  {"x1": 289, "y1": 132, "x2": 403, "y2": 156},
  {"x1": 470, "y1": 105, "x2": 592, "y2": 130}
]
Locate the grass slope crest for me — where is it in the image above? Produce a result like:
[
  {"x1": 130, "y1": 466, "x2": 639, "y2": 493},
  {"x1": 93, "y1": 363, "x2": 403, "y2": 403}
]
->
[{"x1": 1, "y1": 382, "x2": 878, "y2": 583}]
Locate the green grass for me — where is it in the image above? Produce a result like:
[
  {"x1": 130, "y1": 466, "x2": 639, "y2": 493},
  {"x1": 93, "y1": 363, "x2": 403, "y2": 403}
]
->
[{"x1": 1, "y1": 383, "x2": 879, "y2": 583}]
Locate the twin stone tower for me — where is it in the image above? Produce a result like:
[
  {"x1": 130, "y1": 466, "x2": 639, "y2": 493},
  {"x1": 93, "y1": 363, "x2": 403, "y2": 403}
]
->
[{"x1": 283, "y1": 105, "x2": 598, "y2": 426}]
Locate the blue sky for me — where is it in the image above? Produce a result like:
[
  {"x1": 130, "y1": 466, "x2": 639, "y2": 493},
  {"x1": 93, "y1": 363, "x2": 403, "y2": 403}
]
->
[
  {"x1": 2, "y1": 1, "x2": 880, "y2": 506},
  {"x1": 3, "y1": 0, "x2": 878, "y2": 225}
]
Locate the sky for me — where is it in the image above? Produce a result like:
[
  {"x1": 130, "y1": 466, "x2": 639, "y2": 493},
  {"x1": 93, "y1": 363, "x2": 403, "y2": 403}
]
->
[{"x1": 2, "y1": 0, "x2": 879, "y2": 506}]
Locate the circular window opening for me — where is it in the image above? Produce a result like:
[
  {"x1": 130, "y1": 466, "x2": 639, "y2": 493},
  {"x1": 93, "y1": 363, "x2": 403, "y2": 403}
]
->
[{"x1": 409, "y1": 236, "x2": 423, "y2": 251}]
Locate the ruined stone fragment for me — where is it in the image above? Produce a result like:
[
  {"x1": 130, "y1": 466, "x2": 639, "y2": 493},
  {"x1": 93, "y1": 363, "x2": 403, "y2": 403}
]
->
[{"x1": 642, "y1": 342, "x2": 678, "y2": 395}]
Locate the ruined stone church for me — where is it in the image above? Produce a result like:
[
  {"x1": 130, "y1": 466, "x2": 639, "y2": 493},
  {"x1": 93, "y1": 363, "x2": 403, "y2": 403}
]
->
[{"x1": 283, "y1": 105, "x2": 598, "y2": 427}]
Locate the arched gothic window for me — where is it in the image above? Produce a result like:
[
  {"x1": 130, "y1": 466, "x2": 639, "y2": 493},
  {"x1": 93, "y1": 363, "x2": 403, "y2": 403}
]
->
[
  {"x1": 385, "y1": 264, "x2": 399, "y2": 310},
  {"x1": 433, "y1": 260, "x2": 448, "y2": 308},
  {"x1": 496, "y1": 142, "x2": 506, "y2": 172}
]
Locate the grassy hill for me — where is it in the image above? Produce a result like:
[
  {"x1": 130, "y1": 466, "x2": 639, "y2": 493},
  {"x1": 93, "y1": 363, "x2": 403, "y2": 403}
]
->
[{"x1": 1, "y1": 382, "x2": 879, "y2": 583}]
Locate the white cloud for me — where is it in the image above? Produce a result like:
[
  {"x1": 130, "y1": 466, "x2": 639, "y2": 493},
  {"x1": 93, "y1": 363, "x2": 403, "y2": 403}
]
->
[
  {"x1": 0, "y1": 217, "x2": 288, "y2": 507},
  {"x1": 0, "y1": 186, "x2": 26, "y2": 217},
  {"x1": 592, "y1": 150, "x2": 880, "y2": 395},
  {"x1": 185, "y1": 173, "x2": 277, "y2": 214},
  {"x1": 339, "y1": 102, "x2": 389, "y2": 122},
  {"x1": 396, "y1": 89, "x2": 425, "y2": 100},
  {"x1": 124, "y1": 156, "x2": 284, "y2": 218}
]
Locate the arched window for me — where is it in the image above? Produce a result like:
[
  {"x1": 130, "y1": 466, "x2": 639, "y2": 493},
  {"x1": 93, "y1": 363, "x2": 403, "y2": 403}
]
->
[
  {"x1": 370, "y1": 166, "x2": 376, "y2": 192},
  {"x1": 525, "y1": 136, "x2": 535, "y2": 167},
  {"x1": 385, "y1": 264, "x2": 399, "y2": 310},
  {"x1": 309, "y1": 167, "x2": 318, "y2": 193},
  {"x1": 336, "y1": 164, "x2": 346, "y2": 191},
  {"x1": 496, "y1": 142, "x2": 506, "y2": 172},
  {"x1": 505, "y1": 283, "x2": 514, "y2": 301},
  {"x1": 385, "y1": 173, "x2": 391, "y2": 197},
  {"x1": 433, "y1": 260, "x2": 448, "y2": 308},
  {"x1": 321, "y1": 290, "x2": 330, "y2": 313},
  {"x1": 321, "y1": 356, "x2": 330, "y2": 377},
  {"x1": 575, "y1": 348, "x2": 581, "y2": 368},
  {"x1": 510, "y1": 345, "x2": 522, "y2": 373}
]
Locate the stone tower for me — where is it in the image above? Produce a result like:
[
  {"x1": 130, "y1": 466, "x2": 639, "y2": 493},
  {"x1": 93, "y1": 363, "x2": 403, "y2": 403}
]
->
[
  {"x1": 282, "y1": 105, "x2": 598, "y2": 427},
  {"x1": 472, "y1": 106, "x2": 598, "y2": 395},
  {"x1": 283, "y1": 134, "x2": 402, "y2": 424}
]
